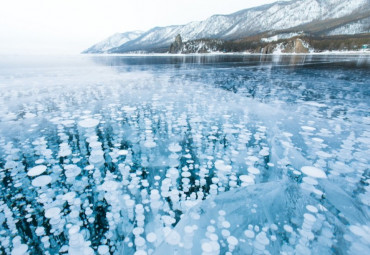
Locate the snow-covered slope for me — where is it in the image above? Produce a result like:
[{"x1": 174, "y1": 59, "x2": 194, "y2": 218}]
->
[
  {"x1": 327, "y1": 17, "x2": 370, "y2": 35},
  {"x1": 82, "y1": 31, "x2": 143, "y2": 53},
  {"x1": 84, "y1": 0, "x2": 370, "y2": 53}
]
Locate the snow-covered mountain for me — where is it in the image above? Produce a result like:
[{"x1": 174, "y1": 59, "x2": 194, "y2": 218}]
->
[
  {"x1": 327, "y1": 16, "x2": 370, "y2": 35},
  {"x1": 82, "y1": 31, "x2": 143, "y2": 53},
  {"x1": 84, "y1": 0, "x2": 370, "y2": 53}
]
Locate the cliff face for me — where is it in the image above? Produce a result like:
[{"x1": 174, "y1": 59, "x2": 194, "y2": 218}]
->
[
  {"x1": 169, "y1": 34, "x2": 183, "y2": 53},
  {"x1": 292, "y1": 39, "x2": 310, "y2": 53},
  {"x1": 262, "y1": 38, "x2": 310, "y2": 53}
]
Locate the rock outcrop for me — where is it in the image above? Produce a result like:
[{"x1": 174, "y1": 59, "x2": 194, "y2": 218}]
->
[
  {"x1": 169, "y1": 34, "x2": 183, "y2": 53},
  {"x1": 261, "y1": 38, "x2": 310, "y2": 54},
  {"x1": 283, "y1": 39, "x2": 310, "y2": 53}
]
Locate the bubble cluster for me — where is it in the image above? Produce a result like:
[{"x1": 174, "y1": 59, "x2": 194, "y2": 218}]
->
[{"x1": 0, "y1": 55, "x2": 369, "y2": 254}]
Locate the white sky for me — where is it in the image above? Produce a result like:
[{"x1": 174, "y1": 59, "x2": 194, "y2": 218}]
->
[{"x1": 0, "y1": 0, "x2": 277, "y2": 55}]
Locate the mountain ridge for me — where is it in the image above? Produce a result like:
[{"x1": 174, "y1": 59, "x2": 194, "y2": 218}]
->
[
  {"x1": 83, "y1": 0, "x2": 370, "y2": 54},
  {"x1": 83, "y1": 31, "x2": 143, "y2": 54}
]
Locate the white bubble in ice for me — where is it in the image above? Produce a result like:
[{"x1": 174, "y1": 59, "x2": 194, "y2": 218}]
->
[
  {"x1": 125, "y1": 199, "x2": 135, "y2": 208},
  {"x1": 207, "y1": 226, "x2": 216, "y2": 233},
  {"x1": 222, "y1": 221, "x2": 231, "y2": 228},
  {"x1": 97, "y1": 245, "x2": 109, "y2": 255},
  {"x1": 45, "y1": 207, "x2": 61, "y2": 219},
  {"x1": 349, "y1": 225, "x2": 367, "y2": 237},
  {"x1": 256, "y1": 232, "x2": 270, "y2": 246},
  {"x1": 209, "y1": 234, "x2": 218, "y2": 241},
  {"x1": 301, "y1": 166, "x2": 327, "y2": 179},
  {"x1": 27, "y1": 165, "x2": 47, "y2": 177},
  {"x1": 31, "y1": 175, "x2": 52, "y2": 187},
  {"x1": 35, "y1": 227, "x2": 45, "y2": 236},
  {"x1": 270, "y1": 224, "x2": 278, "y2": 231},
  {"x1": 134, "y1": 251, "x2": 147, "y2": 255},
  {"x1": 259, "y1": 148, "x2": 269, "y2": 156},
  {"x1": 210, "y1": 241, "x2": 220, "y2": 251},
  {"x1": 316, "y1": 151, "x2": 332, "y2": 158},
  {"x1": 35, "y1": 159, "x2": 45, "y2": 164},
  {"x1": 133, "y1": 227, "x2": 144, "y2": 236},
  {"x1": 69, "y1": 226, "x2": 80, "y2": 235},
  {"x1": 248, "y1": 167, "x2": 260, "y2": 175},
  {"x1": 78, "y1": 118, "x2": 99, "y2": 128},
  {"x1": 11, "y1": 244, "x2": 28, "y2": 255},
  {"x1": 100, "y1": 181, "x2": 120, "y2": 192},
  {"x1": 182, "y1": 171, "x2": 191, "y2": 178},
  {"x1": 302, "y1": 177, "x2": 318, "y2": 185},
  {"x1": 218, "y1": 210, "x2": 226, "y2": 216},
  {"x1": 214, "y1": 160, "x2": 232, "y2": 172},
  {"x1": 64, "y1": 165, "x2": 81, "y2": 179},
  {"x1": 85, "y1": 165, "x2": 94, "y2": 171},
  {"x1": 146, "y1": 232, "x2": 157, "y2": 243},
  {"x1": 306, "y1": 205, "x2": 318, "y2": 213},
  {"x1": 239, "y1": 175, "x2": 254, "y2": 183},
  {"x1": 312, "y1": 137, "x2": 324, "y2": 143},
  {"x1": 162, "y1": 216, "x2": 176, "y2": 225},
  {"x1": 165, "y1": 230, "x2": 181, "y2": 245},
  {"x1": 244, "y1": 230, "x2": 255, "y2": 239},
  {"x1": 83, "y1": 247, "x2": 94, "y2": 255},
  {"x1": 168, "y1": 143, "x2": 182, "y2": 153},
  {"x1": 184, "y1": 226, "x2": 194, "y2": 234},
  {"x1": 63, "y1": 192, "x2": 76, "y2": 201},
  {"x1": 135, "y1": 236, "x2": 146, "y2": 247},
  {"x1": 304, "y1": 213, "x2": 316, "y2": 223},
  {"x1": 246, "y1": 156, "x2": 259, "y2": 162},
  {"x1": 202, "y1": 242, "x2": 213, "y2": 252},
  {"x1": 227, "y1": 236, "x2": 239, "y2": 246},
  {"x1": 222, "y1": 229, "x2": 230, "y2": 237},
  {"x1": 118, "y1": 150, "x2": 128, "y2": 155},
  {"x1": 144, "y1": 140, "x2": 157, "y2": 148},
  {"x1": 89, "y1": 141, "x2": 102, "y2": 149},
  {"x1": 89, "y1": 151, "x2": 104, "y2": 164},
  {"x1": 301, "y1": 126, "x2": 316, "y2": 132},
  {"x1": 283, "y1": 225, "x2": 293, "y2": 233},
  {"x1": 61, "y1": 119, "x2": 75, "y2": 126}
]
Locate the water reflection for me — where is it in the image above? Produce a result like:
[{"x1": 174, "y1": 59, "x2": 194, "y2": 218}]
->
[{"x1": 90, "y1": 54, "x2": 370, "y2": 69}]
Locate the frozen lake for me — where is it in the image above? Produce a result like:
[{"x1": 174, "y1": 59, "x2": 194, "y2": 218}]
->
[{"x1": 0, "y1": 54, "x2": 369, "y2": 255}]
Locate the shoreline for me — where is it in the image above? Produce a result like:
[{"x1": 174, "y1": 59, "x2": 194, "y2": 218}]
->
[
  {"x1": 2, "y1": 51, "x2": 370, "y2": 58},
  {"x1": 83, "y1": 51, "x2": 370, "y2": 57}
]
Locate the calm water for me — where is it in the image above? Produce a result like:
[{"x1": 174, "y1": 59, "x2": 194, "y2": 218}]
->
[{"x1": 0, "y1": 54, "x2": 369, "y2": 255}]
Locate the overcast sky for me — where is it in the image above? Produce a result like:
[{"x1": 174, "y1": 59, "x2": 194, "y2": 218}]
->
[{"x1": 0, "y1": 0, "x2": 278, "y2": 55}]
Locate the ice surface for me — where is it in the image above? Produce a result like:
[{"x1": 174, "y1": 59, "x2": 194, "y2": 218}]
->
[{"x1": 0, "y1": 55, "x2": 369, "y2": 255}]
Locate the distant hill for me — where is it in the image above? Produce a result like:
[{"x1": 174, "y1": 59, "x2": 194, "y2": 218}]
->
[
  {"x1": 82, "y1": 31, "x2": 143, "y2": 54},
  {"x1": 83, "y1": 0, "x2": 370, "y2": 54}
]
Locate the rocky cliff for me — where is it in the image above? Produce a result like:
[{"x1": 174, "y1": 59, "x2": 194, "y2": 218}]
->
[
  {"x1": 169, "y1": 34, "x2": 183, "y2": 53},
  {"x1": 261, "y1": 38, "x2": 310, "y2": 54}
]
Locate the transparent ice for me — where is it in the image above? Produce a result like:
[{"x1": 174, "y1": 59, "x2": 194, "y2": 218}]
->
[{"x1": 0, "y1": 55, "x2": 369, "y2": 255}]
